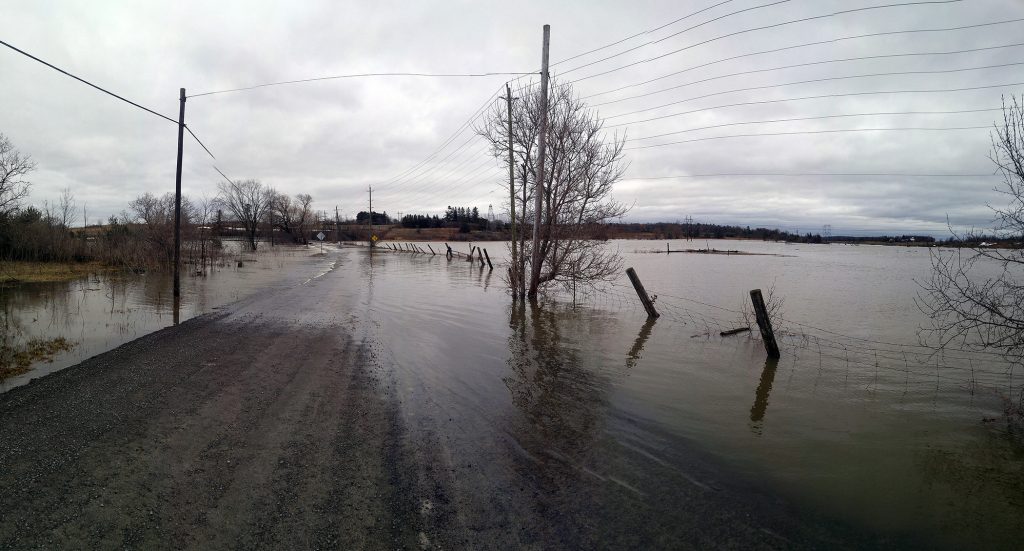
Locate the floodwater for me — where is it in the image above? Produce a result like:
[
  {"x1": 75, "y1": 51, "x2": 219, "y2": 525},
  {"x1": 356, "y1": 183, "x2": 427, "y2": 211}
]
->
[
  {"x1": 4, "y1": 239, "x2": 1023, "y2": 548},
  {"x1": 0, "y1": 243, "x2": 338, "y2": 391}
]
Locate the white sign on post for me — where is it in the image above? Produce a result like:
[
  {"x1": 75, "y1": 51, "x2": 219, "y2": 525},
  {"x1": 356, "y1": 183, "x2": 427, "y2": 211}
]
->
[{"x1": 316, "y1": 231, "x2": 326, "y2": 253}]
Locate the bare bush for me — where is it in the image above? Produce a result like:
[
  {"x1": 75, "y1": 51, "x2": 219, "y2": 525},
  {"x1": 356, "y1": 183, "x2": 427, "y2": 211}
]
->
[{"x1": 918, "y1": 95, "x2": 1024, "y2": 363}]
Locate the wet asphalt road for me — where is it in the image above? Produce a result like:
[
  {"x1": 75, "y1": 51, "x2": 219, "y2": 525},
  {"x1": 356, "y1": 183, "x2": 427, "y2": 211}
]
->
[{"x1": 0, "y1": 250, "x2": 900, "y2": 549}]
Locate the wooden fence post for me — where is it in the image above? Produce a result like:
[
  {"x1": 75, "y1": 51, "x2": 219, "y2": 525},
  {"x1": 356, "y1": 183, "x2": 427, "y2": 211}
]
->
[
  {"x1": 427, "y1": 244, "x2": 436, "y2": 255},
  {"x1": 483, "y1": 248, "x2": 493, "y2": 270},
  {"x1": 625, "y1": 267, "x2": 659, "y2": 318},
  {"x1": 749, "y1": 289, "x2": 781, "y2": 359}
]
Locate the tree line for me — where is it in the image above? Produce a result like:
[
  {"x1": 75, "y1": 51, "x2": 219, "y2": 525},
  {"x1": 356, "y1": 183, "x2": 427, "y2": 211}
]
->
[{"x1": 0, "y1": 133, "x2": 326, "y2": 270}]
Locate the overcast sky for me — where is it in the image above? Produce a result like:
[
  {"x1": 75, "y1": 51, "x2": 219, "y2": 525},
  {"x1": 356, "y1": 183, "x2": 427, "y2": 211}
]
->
[{"x1": 3, "y1": 0, "x2": 1024, "y2": 236}]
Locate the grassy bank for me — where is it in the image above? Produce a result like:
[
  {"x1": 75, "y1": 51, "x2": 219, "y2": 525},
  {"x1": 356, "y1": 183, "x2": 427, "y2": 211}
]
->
[{"x1": 0, "y1": 261, "x2": 112, "y2": 285}]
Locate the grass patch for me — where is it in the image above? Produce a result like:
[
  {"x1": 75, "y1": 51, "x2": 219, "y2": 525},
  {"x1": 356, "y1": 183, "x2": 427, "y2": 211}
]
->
[
  {"x1": 0, "y1": 261, "x2": 111, "y2": 285},
  {"x1": 0, "y1": 337, "x2": 77, "y2": 381}
]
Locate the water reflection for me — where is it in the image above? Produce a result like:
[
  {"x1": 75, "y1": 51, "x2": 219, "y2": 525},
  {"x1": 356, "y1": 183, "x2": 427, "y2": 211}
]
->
[
  {"x1": 1, "y1": 247, "x2": 337, "y2": 391},
  {"x1": 625, "y1": 318, "x2": 656, "y2": 369},
  {"x1": 749, "y1": 357, "x2": 779, "y2": 433},
  {"x1": 503, "y1": 303, "x2": 609, "y2": 469}
]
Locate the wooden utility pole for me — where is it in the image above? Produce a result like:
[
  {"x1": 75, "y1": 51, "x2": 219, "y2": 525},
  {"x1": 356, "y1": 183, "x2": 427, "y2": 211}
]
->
[
  {"x1": 749, "y1": 289, "x2": 781, "y2": 359},
  {"x1": 528, "y1": 24, "x2": 550, "y2": 299},
  {"x1": 173, "y1": 87, "x2": 186, "y2": 299},
  {"x1": 504, "y1": 82, "x2": 518, "y2": 299},
  {"x1": 367, "y1": 186, "x2": 373, "y2": 247},
  {"x1": 335, "y1": 205, "x2": 340, "y2": 242}
]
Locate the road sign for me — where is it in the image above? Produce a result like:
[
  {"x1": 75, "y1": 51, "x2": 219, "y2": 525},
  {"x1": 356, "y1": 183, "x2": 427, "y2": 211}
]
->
[{"x1": 316, "y1": 232, "x2": 325, "y2": 241}]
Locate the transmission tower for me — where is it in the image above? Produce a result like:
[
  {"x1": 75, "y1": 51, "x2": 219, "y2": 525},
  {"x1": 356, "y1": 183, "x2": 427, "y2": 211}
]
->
[
  {"x1": 683, "y1": 215, "x2": 694, "y2": 241},
  {"x1": 487, "y1": 204, "x2": 495, "y2": 230},
  {"x1": 822, "y1": 224, "x2": 832, "y2": 243}
]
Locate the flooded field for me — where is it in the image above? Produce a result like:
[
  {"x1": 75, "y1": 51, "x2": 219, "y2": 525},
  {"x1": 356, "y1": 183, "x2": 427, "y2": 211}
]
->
[
  {"x1": 0, "y1": 243, "x2": 337, "y2": 391},
  {"x1": 3, "y1": 238, "x2": 1022, "y2": 548}
]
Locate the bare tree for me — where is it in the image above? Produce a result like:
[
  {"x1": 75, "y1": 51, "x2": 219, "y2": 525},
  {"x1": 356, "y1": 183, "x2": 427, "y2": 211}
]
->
[
  {"x1": 478, "y1": 80, "x2": 628, "y2": 300},
  {"x1": 216, "y1": 179, "x2": 274, "y2": 251},
  {"x1": 269, "y1": 192, "x2": 314, "y2": 244},
  {"x1": 0, "y1": 133, "x2": 35, "y2": 217},
  {"x1": 129, "y1": 191, "x2": 193, "y2": 264},
  {"x1": 919, "y1": 96, "x2": 1024, "y2": 361}
]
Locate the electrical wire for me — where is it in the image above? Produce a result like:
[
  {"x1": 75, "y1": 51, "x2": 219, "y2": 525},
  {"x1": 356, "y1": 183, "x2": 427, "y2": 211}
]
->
[
  {"x1": 605, "y1": 81, "x2": 1024, "y2": 127},
  {"x1": 1, "y1": 38, "x2": 220, "y2": 161},
  {"x1": 560, "y1": 0, "x2": 795, "y2": 75},
  {"x1": 189, "y1": 71, "x2": 536, "y2": 98},
  {"x1": 623, "y1": 171, "x2": 997, "y2": 179},
  {"x1": 551, "y1": 0, "x2": 739, "y2": 67},
  {"x1": 592, "y1": 45, "x2": 1024, "y2": 107},
  {"x1": 566, "y1": 0, "x2": 976, "y2": 84},
  {"x1": 624, "y1": 126, "x2": 990, "y2": 150},
  {"x1": 626, "y1": 108, "x2": 1003, "y2": 141},
  {"x1": 604, "y1": 63, "x2": 1024, "y2": 120},
  {"x1": 0, "y1": 38, "x2": 177, "y2": 124}
]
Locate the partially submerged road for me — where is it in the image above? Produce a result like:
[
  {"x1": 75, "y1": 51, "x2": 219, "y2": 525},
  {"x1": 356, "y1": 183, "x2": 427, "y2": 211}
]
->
[{"x1": 0, "y1": 251, "x2": 895, "y2": 549}]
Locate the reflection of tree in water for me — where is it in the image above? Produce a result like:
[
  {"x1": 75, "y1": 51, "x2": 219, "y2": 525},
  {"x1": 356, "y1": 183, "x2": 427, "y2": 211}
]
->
[
  {"x1": 503, "y1": 303, "x2": 610, "y2": 471},
  {"x1": 913, "y1": 429, "x2": 1024, "y2": 547}
]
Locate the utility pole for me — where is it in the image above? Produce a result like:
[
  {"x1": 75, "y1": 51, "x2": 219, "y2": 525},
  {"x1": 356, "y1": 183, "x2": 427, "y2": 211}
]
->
[
  {"x1": 504, "y1": 83, "x2": 518, "y2": 299},
  {"x1": 368, "y1": 185, "x2": 373, "y2": 247},
  {"x1": 335, "y1": 205, "x2": 340, "y2": 242},
  {"x1": 173, "y1": 87, "x2": 186, "y2": 300},
  {"x1": 528, "y1": 24, "x2": 550, "y2": 300}
]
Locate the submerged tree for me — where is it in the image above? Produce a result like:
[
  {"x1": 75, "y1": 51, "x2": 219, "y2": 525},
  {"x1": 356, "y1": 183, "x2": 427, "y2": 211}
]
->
[
  {"x1": 478, "y1": 80, "x2": 628, "y2": 300},
  {"x1": 216, "y1": 179, "x2": 274, "y2": 251},
  {"x1": 919, "y1": 96, "x2": 1024, "y2": 361}
]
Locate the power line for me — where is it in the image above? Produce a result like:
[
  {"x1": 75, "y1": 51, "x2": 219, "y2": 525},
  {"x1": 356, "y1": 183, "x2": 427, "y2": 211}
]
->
[
  {"x1": 626, "y1": 108, "x2": 1002, "y2": 141},
  {"x1": 623, "y1": 172, "x2": 997, "y2": 179},
  {"x1": 604, "y1": 62, "x2": 1024, "y2": 120},
  {"x1": 560, "y1": 0, "x2": 795, "y2": 75},
  {"x1": 1, "y1": 38, "x2": 219, "y2": 161},
  {"x1": 605, "y1": 81, "x2": 1024, "y2": 127},
  {"x1": 380, "y1": 86, "x2": 502, "y2": 188},
  {"x1": 189, "y1": 71, "x2": 535, "y2": 98},
  {"x1": 551, "y1": 0, "x2": 739, "y2": 67},
  {"x1": 564, "y1": 0, "x2": 969, "y2": 84},
  {"x1": 1, "y1": 38, "x2": 177, "y2": 124},
  {"x1": 592, "y1": 44, "x2": 1024, "y2": 107},
  {"x1": 580, "y1": 18, "x2": 1024, "y2": 99},
  {"x1": 623, "y1": 126, "x2": 990, "y2": 150}
]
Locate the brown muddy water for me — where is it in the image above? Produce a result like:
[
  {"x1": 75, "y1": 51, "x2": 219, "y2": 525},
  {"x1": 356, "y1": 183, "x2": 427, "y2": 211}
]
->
[{"x1": 4, "y1": 239, "x2": 1023, "y2": 548}]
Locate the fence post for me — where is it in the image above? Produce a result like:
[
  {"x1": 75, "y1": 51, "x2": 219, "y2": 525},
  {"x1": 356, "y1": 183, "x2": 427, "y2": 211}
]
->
[
  {"x1": 427, "y1": 244, "x2": 436, "y2": 255},
  {"x1": 625, "y1": 267, "x2": 659, "y2": 318},
  {"x1": 483, "y1": 248, "x2": 493, "y2": 270},
  {"x1": 749, "y1": 289, "x2": 781, "y2": 359}
]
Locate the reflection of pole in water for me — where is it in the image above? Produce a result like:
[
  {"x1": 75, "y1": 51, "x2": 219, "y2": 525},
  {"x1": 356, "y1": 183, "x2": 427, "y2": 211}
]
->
[
  {"x1": 750, "y1": 357, "x2": 779, "y2": 428},
  {"x1": 626, "y1": 318, "x2": 656, "y2": 369}
]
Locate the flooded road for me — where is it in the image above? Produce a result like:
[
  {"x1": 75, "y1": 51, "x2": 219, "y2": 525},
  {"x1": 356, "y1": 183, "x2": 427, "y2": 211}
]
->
[{"x1": 1, "y1": 240, "x2": 1022, "y2": 548}]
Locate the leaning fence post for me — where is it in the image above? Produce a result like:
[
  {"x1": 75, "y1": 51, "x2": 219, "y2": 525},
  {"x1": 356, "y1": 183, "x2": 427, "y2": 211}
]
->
[
  {"x1": 427, "y1": 244, "x2": 436, "y2": 255},
  {"x1": 625, "y1": 267, "x2": 659, "y2": 318},
  {"x1": 467, "y1": 245, "x2": 475, "y2": 262},
  {"x1": 749, "y1": 289, "x2": 781, "y2": 359},
  {"x1": 483, "y1": 248, "x2": 493, "y2": 270}
]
